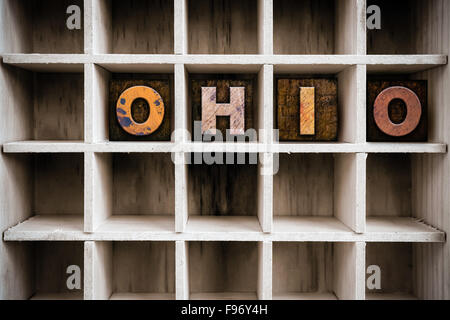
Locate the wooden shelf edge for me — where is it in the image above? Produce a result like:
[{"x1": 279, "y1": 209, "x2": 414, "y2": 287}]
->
[
  {"x1": 3, "y1": 141, "x2": 447, "y2": 154},
  {"x1": 4, "y1": 216, "x2": 445, "y2": 243},
  {"x1": 3, "y1": 54, "x2": 447, "y2": 74}
]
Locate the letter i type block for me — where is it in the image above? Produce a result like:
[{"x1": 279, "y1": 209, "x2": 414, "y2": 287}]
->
[{"x1": 277, "y1": 78, "x2": 338, "y2": 141}]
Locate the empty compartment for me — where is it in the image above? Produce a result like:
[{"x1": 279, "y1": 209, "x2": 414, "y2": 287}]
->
[
  {"x1": 274, "y1": 154, "x2": 334, "y2": 217},
  {"x1": 189, "y1": 241, "x2": 258, "y2": 299},
  {"x1": 34, "y1": 73, "x2": 84, "y2": 140},
  {"x1": 94, "y1": 0, "x2": 174, "y2": 54},
  {"x1": 274, "y1": 152, "x2": 362, "y2": 233},
  {"x1": 92, "y1": 153, "x2": 175, "y2": 231},
  {"x1": 367, "y1": 0, "x2": 445, "y2": 54},
  {"x1": 2, "y1": 0, "x2": 84, "y2": 53},
  {"x1": 273, "y1": 242, "x2": 335, "y2": 299},
  {"x1": 187, "y1": 155, "x2": 263, "y2": 232},
  {"x1": 28, "y1": 242, "x2": 84, "y2": 300},
  {"x1": 109, "y1": 241, "x2": 175, "y2": 300},
  {"x1": 112, "y1": 153, "x2": 175, "y2": 215},
  {"x1": 366, "y1": 152, "x2": 445, "y2": 235},
  {"x1": 367, "y1": 154, "x2": 412, "y2": 217},
  {"x1": 35, "y1": 154, "x2": 84, "y2": 214},
  {"x1": 4, "y1": 153, "x2": 84, "y2": 229},
  {"x1": 2, "y1": 68, "x2": 84, "y2": 141},
  {"x1": 273, "y1": 242, "x2": 360, "y2": 299},
  {"x1": 366, "y1": 242, "x2": 417, "y2": 299},
  {"x1": 188, "y1": 0, "x2": 258, "y2": 54},
  {"x1": 273, "y1": 0, "x2": 335, "y2": 54}
]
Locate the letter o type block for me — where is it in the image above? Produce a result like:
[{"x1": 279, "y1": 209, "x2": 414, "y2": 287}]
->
[
  {"x1": 116, "y1": 86, "x2": 165, "y2": 136},
  {"x1": 367, "y1": 80, "x2": 427, "y2": 142},
  {"x1": 373, "y1": 86, "x2": 421, "y2": 137}
]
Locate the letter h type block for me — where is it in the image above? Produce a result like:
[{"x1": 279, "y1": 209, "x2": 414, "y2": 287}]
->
[{"x1": 201, "y1": 87, "x2": 245, "y2": 135}]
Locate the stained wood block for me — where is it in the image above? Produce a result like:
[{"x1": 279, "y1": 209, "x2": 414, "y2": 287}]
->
[
  {"x1": 109, "y1": 75, "x2": 173, "y2": 141},
  {"x1": 191, "y1": 75, "x2": 255, "y2": 139},
  {"x1": 367, "y1": 80, "x2": 427, "y2": 142},
  {"x1": 277, "y1": 78, "x2": 338, "y2": 141}
]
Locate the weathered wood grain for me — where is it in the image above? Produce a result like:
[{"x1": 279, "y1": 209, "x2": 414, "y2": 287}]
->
[
  {"x1": 366, "y1": 243, "x2": 413, "y2": 295},
  {"x1": 112, "y1": 153, "x2": 174, "y2": 215},
  {"x1": 273, "y1": 154, "x2": 334, "y2": 216},
  {"x1": 34, "y1": 73, "x2": 84, "y2": 140},
  {"x1": 188, "y1": 162, "x2": 258, "y2": 216},
  {"x1": 35, "y1": 242, "x2": 84, "y2": 294},
  {"x1": 189, "y1": 242, "x2": 258, "y2": 293},
  {"x1": 32, "y1": 0, "x2": 84, "y2": 53},
  {"x1": 111, "y1": 0, "x2": 174, "y2": 54},
  {"x1": 188, "y1": 0, "x2": 258, "y2": 54},
  {"x1": 113, "y1": 242, "x2": 175, "y2": 294},
  {"x1": 273, "y1": 242, "x2": 333, "y2": 294},
  {"x1": 274, "y1": 0, "x2": 335, "y2": 54}
]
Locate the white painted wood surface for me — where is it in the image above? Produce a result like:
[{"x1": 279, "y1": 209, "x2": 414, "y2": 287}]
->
[{"x1": 0, "y1": 0, "x2": 449, "y2": 300}]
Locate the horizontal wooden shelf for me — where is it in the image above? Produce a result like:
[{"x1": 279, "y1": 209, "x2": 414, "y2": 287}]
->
[
  {"x1": 30, "y1": 292, "x2": 84, "y2": 300},
  {"x1": 365, "y1": 293, "x2": 417, "y2": 300},
  {"x1": 273, "y1": 217, "x2": 355, "y2": 241},
  {"x1": 3, "y1": 141, "x2": 87, "y2": 153},
  {"x1": 190, "y1": 292, "x2": 258, "y2": 300},
  {"x1": 109, "y1": 293, "x2": 175, "y2": 300},
  {"x1": 3, "y1": 141, "x2": 447, "y2": 154},
  {"x1": 2, "y1": 54, "x2": 447, "y2": 73},
  {"x1": 1, "y1": 54, "x2": 88, "y2": 72},
  {"x1": 273, "y1": 292, "x2": 338, "y2": 300},
  {"x1": 96, "y1": 215, "x2": 175, "y2": 236},
  {"x1": 3, "y1": 215, "x2": 84, "y2": 241},
  {"x1": 4, "y1": 215, "x2": 444, "y2": 243},
  {"x1": 185, "y1": 216, "x2": 262, "y2": 235},
  {"x1": 277, "y1": 142, "x2": 447, "y2": 154},
  {"x1": 365, "y1": 217, "x2": 445, "y2": 242}
]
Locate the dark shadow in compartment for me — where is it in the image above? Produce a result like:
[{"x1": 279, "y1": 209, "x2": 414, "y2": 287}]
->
[
  {"x1": 366, "y1": 242, "x2": 415, "y2": 298},
  {"x1": 273, "y1": 0, "x2": 335, "y2": 54},
  {"x1": 366, "y1": 154, "x2": 412, "y2": 217},
  {"x1": 112, "y1": 241, "x2": 175, "y2": 299},
  {"x1": 32, "y1": 241, "x2": 84, "y2": 299},
  {"x1": 111, "y1": 0, "x2": 174, "y2": 54},
  {"x1": 3, "y1": 0, "x2": 84, "y2": 53},
  {"x1": 187, "y1": 158, "x2": 258, "y2": 217},
  {"x1": 367, "y1": 0, "x2": 440, "y2": 54},
  {"x1": 188, "y1": 0, "x2": 258, "y2": 54},
  {"x1": 189, "y1": 241, "x2": 258, "y2": 298},
  {"x1": 34, "y1": 154, "x2": 84, "y2": 215}
]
